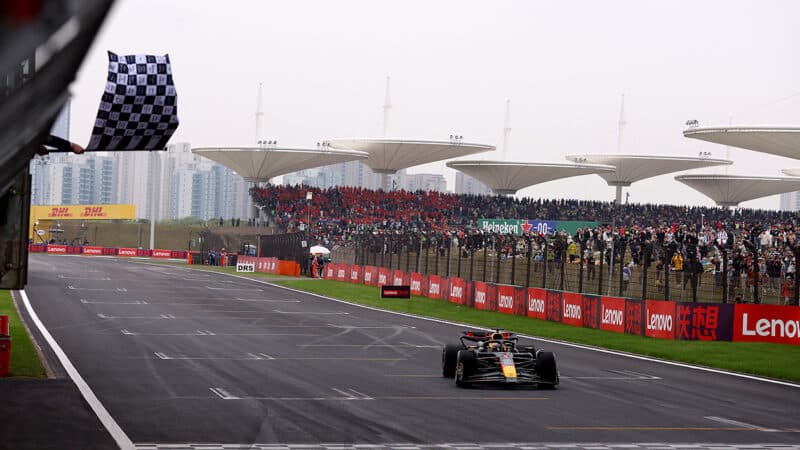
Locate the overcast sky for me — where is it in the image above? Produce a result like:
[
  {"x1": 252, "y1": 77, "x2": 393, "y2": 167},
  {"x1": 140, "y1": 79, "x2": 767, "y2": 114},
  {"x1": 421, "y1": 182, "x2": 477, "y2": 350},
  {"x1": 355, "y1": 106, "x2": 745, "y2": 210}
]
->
[{"x1": 68, "y1": 0, "x2": 800, "y2": 209}]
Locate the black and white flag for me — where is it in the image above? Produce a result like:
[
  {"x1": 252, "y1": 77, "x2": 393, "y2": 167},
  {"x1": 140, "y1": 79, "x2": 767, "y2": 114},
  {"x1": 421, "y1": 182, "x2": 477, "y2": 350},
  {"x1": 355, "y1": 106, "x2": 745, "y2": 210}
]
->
[{"x1": 86, "y1": 51, "x2": 179, "y2": 151}]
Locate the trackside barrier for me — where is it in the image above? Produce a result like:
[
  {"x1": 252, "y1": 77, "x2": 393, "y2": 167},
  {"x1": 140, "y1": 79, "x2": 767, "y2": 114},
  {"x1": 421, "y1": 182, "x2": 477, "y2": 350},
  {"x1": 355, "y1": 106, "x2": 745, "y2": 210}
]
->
[
  {"x1": 304, "y1": 264, "x2": 800, "y2": 346},
  {"x1": 31, "y1": 244, "x2": 188, "y2": 259}
]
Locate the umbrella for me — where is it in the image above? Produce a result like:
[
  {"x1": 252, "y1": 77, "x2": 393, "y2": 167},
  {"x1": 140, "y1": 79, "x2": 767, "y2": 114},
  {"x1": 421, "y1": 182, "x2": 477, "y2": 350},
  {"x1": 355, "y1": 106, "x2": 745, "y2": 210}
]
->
[{"x1": 310, "y1": 245, "x2": 330, "y2": 255}]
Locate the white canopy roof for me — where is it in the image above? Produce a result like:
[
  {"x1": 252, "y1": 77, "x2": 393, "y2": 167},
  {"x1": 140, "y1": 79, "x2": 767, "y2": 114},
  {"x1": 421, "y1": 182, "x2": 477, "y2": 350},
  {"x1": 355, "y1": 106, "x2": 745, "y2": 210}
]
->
[
  {"x1": 683, "y1": 126, "x2": 800, "y2": 160},
  {"x1": 325, "y1": 138, "x2": 494, "y2": 174},
  {"x1": 191, "y1": 146, "x2": 368, "y2": 182},
  {"x1": 446, "y1": 160, "x2": 616, "y2": 195},
  {"x1": 782, "y1": 168, "x2": 800, "y2": 177},
  {"x1": 674, "y1": 174, "x2": 800, "y2": 207},
  {"x1": 564, "y1": 154, "x2": 732, "y2": 186}
]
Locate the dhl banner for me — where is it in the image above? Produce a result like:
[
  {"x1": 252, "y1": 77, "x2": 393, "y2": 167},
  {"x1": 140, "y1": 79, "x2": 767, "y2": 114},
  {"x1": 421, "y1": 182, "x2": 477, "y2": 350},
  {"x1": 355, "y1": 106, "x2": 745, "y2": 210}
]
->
[{"x1": 30, "y1": 204, "x2": 136, "y2": 240}]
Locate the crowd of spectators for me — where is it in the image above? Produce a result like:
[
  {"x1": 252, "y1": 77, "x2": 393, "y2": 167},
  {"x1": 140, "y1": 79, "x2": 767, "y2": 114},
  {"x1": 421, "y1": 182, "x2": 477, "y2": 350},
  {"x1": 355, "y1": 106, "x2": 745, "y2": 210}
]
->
[{"x1": 251, "y1": 184, "x2": 800, "y2": 305}]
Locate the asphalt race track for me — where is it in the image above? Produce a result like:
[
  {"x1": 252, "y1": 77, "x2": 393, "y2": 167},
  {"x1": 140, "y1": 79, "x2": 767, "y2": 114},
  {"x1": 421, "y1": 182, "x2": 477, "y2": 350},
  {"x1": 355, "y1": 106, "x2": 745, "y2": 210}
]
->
[{"x1": 24, "y1": 254, "x2": 800, "y2": 449}]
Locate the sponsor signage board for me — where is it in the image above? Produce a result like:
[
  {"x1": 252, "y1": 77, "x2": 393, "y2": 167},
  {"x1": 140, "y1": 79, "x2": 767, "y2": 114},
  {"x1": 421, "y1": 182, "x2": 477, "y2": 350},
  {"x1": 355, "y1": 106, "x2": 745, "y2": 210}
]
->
[
  {"x1": 46, "y1": 245, "x2": 67, "y2": 254},
  {"x1": 381, "y1": 285, "x2": 411, "y2": 299},
  {"x1": 733, "y1": 304, "x2": 800, "y2": 345},
  {"x1": 527, "y1": 288, "x2": 547, "y2": 319},
  {"x1": 676, "y1": 302, "x2": 734, "y2": 341},
  {"x1": 561, "y1": 292, "x2": 583, "y2": 327},
  {"x1": 118, "y1": 248, "x2": 137, "y2": 257},
  {"x1": 236, "y1": 263, "x2": 255, "y2": 273},
  {"x1": 600, "y1": 296, "x2": 626, "y2": 333},
  {"x1": 473, "y1": 281, "x2": 488, "y2": 310},
  {"x1": 581, "y1": 294, "x2": 600, "y2": 329},
  {"x1": 82, "y1": 246, "x2": 103, "y2": 255},
  {"x1": 152, "y1": 249, "x2": 171, "y2": 258},
  {"x1": 645, "y1": 300, "x2": 676, "y2": 339},
  {"x1": 497, "y1": 284, "x2": 516, "y2": 315}
]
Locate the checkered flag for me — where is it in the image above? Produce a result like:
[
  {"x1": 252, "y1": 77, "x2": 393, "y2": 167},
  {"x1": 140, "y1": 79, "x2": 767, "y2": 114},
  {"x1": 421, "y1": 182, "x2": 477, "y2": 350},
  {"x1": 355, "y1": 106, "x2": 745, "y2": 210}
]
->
[{"x1": 86, "y1": 51, "x2": 179, "y2": 151}]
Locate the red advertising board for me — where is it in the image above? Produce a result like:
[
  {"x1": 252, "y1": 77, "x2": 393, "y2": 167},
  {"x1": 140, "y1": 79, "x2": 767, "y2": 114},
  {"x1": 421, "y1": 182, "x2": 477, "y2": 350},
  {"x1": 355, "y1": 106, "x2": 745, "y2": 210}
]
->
[
  {"x1": 392, "y1": 270, "x2": 406, "y2": 286},
  {"x1": 599, "y1": 296, "x2": 626, "y2": 333},
  {"x1": 733, "y1": 304, "x2": 800, "y2": 346},
  {"x1": 336, "y1": 264, "x2": 348, "y2": 281},
  {"x1": 427, "y1": 275, "x2": 442, "y2": 299},
  {"x1": 410, "y1": 273, "x2": 424, "y2": 296},
  {"x1": 546, "y1": 290, "x2": 562, "y2": 322},
  {"x1": 363, "y1": 266, "x2": 378, "y2": 286},
  {"x1": 473, "y1": 281, "x2": 489, "y2": 310},
  {"x1": 349, "y1": 265, "x2": 362, "y2": 283},
  {"x1": 527, "y1": 288, "x2": 547, "y2": 320},
  {"x1": 325, "y1": 264, "x2": 335, "y2": 279},
  {"x1": 625, "y1": 299, "x2": 644, "y2": 336},
  {"x1": 561, "y1": 292, "x2": 583, "y2": 327},
  {"x1": 645, "y1": 300, "x2": 676, "y2": 340},
  {"x1": 46, "y1": 245, "x2": 68, "y2": 254},
  {"x1": 118, "y1": 248, "x2": 137, "y2": 257},
  {"x1": 497, "y1": 284, "x2": 516, "y2": 315},
  {"x1": 449, "y1": 277, "x2": 466, "y2": 304},
  {"x1": 581, "y1": 295, "x2": 600, "y2": 329},
  {"x1": 676, "y1": 302, "x2": 734, "y2": 342},
  {"x1": 82, "y1": 246, "x2": 103, "y2": 255},
  {"x1": 152, "y1": 249, "x2": 171, "y2": 258},
  {"x1": 377, "y1": 268, "x2": 390, "y2": 286}
]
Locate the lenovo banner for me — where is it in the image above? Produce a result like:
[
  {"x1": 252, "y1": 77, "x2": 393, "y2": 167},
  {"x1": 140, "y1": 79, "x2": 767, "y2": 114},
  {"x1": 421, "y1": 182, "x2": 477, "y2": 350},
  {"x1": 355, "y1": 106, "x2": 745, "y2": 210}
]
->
[
  {"x1": 645, "y1": 300, "x2": 676, "y2": 339},
  {"x1": 117, "y1": 248, "x2": 137, "y2": 257},
  {"x1": 600, "y1": 296, "x2": 626, "y2": 333},
  {"x1": 473, "y1": 281, "x2": 489, "y2": 310},
  {"x1": 734, "y1": 304, "x2": 800, "y2": 346},
  {"x1": 46, "y1": 245, "x2": 68, "y2": 254},
  {"x1": 82, "y1": 246, "x2": 103, "y2": 256},
  {"x1": 676, "y1": 302, "x2": 734, "y2": 341},
  {"x1": 449, "y1": 277, "x2": 466, "y2": 304},
  {"x1": 561, "y1": 292, "x2": 583, "y2": 327},
  {"x1": 152, "y1": 249, "x2": 171, "y2": 258},
  {"x1": 336, "y1": 264, "x2": 348, "y2": 281},
  {"x1": 324, "y1": 264, "x2": 335, "y2": 279},
  {"x1": 363, "y1": 266, "x2": 378, "y2": 286},
  {"x1": 527, "y1": 288, "x2": 547, "y2": 320},
  {"x1": 428, "y1": 275, "x2": 442, "y2": 299},
  {"x1": 377, "y1": 267, "x2": 390, "y2": 286},
  {"x1": 349, "y1": 265, "x2": 362, "y2": 283},
  {"x1": 393, "y1": 270, "x2": 408, "y2": 287},
  {"x1": 497, "y1": 284, "x2": 516, "y2": 315},
  {"x1": 546, "y1": 290, "x2": 562, "y2": 322},
  {"x1": 410, "y1": 273, "x2": 424, "y2": 296},
  {"x1": 581, "y1": 294, "x2": 600, "y2": 329}
]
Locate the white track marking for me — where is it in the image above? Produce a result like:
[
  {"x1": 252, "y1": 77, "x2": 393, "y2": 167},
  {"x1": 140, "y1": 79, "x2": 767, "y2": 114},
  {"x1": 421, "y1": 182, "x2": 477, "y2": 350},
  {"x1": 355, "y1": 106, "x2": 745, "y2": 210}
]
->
[
  {"x1": 98, "y1": 313, "x2": 175, "y2": 319},
  {"x1": 209, "y1": 387, "x2": 239, "y2": 400},
  {"x1": 398, "y1": 341, "x2": 441, "y2": 348},
  {"x1": 273, "y1": 310, "x2": 348, "y2": 315},
  {"x1": 67, "y1": 285, "x2": 127, "y2": 292},
  {"x1": 121, "y1": 329, "x2": 215, "y2": 336},
  {"x1": 138, "y1": 262, "x2": 800, "y2": 389},
  {"x1": 234, "y1": 297, "x2": 300, "y2": 302},
  {"x1": 705, "y1": 416, "x2": 779, "y2": 432},
  {"x1": 206, "y1": 286, "x2": 262, "y2": 291},
  {"x1": 18, "y1": 290, "x2": 135, "y2": 450},
  {"x1": 328, "y1": 324, "x2": 415, "y2": 329},
  {"x1": 81, "y1": 299, "x2": 148, "y2": 305},
  {"x1": 59, "y1": 275, "x2": 111, "y2": 281},
  {"x1": 153, "y1": 352, "x2": 403, "y2": 361}
]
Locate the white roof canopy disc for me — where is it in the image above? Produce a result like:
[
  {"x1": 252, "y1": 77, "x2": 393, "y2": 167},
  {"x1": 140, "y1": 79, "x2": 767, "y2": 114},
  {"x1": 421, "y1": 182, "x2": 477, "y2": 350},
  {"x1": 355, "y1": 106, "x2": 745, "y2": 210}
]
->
[
  {"x1": 565, "y1": 154, "x2": 732, "y2": 186},
  {"x1": 675, "y1": 174, "x2": 800, "y2": 207},
  {"x1": 325, "y1": 138, "x2": 494, "y2": 174},
  {"x1": 684, "y1": 126, "x2": 800, "y2": 160},
  {"x1": 191, "y1": 147, "x2": 369, "y2": 182},
  {"x1": 446, "y1": 160, "x2": 616, "y2": 195}
]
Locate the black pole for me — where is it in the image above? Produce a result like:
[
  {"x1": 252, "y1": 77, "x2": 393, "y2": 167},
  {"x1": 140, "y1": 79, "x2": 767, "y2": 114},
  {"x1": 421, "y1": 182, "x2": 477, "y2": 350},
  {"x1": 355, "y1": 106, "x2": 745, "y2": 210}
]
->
[
  {"x1": 434, "y1": 239, "x2": 441, "y2": 276},
  {"x1": 425, "y1": 242, "x2": 430, "y2": 275},
  {"x1": 752, "y1": 254, "x2": 760, "y2": 304},
  {"x1": 559, "y1": 241, "x2": 566, "y2": 291},
  {"x1": 542, "y1": 237, "x2": 549, "y2": 289},
  {"x1": 664, "y1": 248, "x2": 672, "y2": 301},
  {"x1": 457, "y1": 242, "x2": 463, "y2": 279},
  {"x1": 483, "y1": 237, "x2": 488, "y2": 282},
  {"x1": 722, "y1": 248, "x2": 729, "y2": 304},
  {"x1": 510, "y1": 237, "x2": 517, "y2": 285},
  {"x1": 469, "y1": 244, "x2": 475, "y2": 281},
  {"x1": 642, "y1": 243, "x2": 650, "y2": 301},
  {"x1": 525, "y1": 236, "x2": 532, "y2": 288},
  {"x1": 794, "y1": 245, "x2": 800, "y2": 306},
  {"x1": 495, "y1": 236, "x2": 501, "y2": 284},
  {"x1": 597, "y1": 246, "x2": 604, "y2": 296},
  {"x1": 578, "y1": 241, "x2": 585, "y2": 294},
  {"x1": 446, "y1": 237, "x2": 452, "y2": 277}
]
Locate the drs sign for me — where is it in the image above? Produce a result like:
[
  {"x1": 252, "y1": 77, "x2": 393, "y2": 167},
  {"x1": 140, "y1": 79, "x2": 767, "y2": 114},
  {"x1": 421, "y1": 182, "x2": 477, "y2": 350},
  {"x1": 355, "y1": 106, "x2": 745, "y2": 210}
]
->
[{"x1": 236, "y1": 263, "x2": 255, "y2": 273}]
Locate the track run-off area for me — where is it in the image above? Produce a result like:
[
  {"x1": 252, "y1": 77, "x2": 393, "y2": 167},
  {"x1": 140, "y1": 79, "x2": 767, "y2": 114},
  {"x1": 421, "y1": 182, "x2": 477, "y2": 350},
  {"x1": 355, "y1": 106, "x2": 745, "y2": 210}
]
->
[{"x1": 23, "y1": 254, "x2": 800, "y2": 449}]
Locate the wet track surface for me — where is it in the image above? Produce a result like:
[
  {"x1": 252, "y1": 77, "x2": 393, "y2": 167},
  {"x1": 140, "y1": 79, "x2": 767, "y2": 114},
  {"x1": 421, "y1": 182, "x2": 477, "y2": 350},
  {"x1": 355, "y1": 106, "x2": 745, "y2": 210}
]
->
[{"x1": 25, "y1": 255, "x2": 800, "y2": 448}]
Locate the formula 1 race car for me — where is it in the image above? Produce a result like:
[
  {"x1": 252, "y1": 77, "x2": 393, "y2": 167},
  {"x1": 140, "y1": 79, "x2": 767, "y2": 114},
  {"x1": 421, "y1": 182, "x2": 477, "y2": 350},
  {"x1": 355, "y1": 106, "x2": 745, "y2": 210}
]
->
[{"x1": 442, "y1": 329, "x2": 558, "y2": 388}]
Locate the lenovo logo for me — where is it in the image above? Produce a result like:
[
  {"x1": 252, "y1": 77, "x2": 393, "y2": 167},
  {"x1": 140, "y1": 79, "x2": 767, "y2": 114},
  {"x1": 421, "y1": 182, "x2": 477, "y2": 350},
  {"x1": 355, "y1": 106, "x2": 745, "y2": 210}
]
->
[
  {"x1": 475, "y1": 291, "x2": 486, "y2": 305},
  {"x1": 741, "y1": 313, "x2": 799, "y2": 339},
  {"x1": 410, "y1": 280, "x2": 420, "y2": 291},
  {"x1": 451, "y1": 285, "x2": 463, "y2": 299},
  {"x1": 364, "y1": 272, "x2": 372, "y2": 282},
  {"x1": 563, "y1": 301, "x2": 581, "y2": 319},
  {"x1": 528, "y1": 297, "x2": 545, "y2": 313},
  {"x1": 499, "y1": 295, "x2": 513, "y2": 309},
  {"x1": 429, "y1": 283, "x2": 440, "y2": 295},
  {"x1": 378, "y1": 274, "x2": 387, "y2": 284},
  {"x1": 601, "y1": 306, "x2": 623, "y2": 326},
  {"x1": 646, "y1": 309, "x2": 673, "y2": 331}
]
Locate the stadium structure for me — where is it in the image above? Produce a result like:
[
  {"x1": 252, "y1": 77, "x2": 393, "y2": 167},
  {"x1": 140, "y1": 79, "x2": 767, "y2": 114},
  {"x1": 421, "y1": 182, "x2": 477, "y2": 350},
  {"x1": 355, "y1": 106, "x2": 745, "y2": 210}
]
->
[
  {"x1": 683, "y1": 125, "x2": 800, "y2": 160},
  {"x1": 564, "y1": 154, "x2": 733, "y2": 204},
  {"x1": 674, "y1": 174, "x2": 800, "y2": 208}
]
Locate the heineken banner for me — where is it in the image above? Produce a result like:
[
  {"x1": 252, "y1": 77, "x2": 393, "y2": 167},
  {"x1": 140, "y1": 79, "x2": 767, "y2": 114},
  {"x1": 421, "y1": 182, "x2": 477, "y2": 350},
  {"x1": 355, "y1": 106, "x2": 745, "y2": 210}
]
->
[{"x1": 477, "y1": 219, "x2": 599, "y2": 235}]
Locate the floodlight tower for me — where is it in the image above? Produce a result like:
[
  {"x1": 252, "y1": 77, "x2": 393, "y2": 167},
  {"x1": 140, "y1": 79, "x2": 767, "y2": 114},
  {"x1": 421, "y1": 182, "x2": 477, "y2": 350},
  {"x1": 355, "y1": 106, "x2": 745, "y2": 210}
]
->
[
  {"x1": 502, "y1": 99, "x2": 511, "y2": 160},
  {"x1": 612, "y1": 94, "x2": 627, "y2": 205},
  {"x1": 251, "y1": 83, "x2": 265, "y2": 220},
  {"x1": 380, "y1": 76, "x2": 392, "y2": 190}
]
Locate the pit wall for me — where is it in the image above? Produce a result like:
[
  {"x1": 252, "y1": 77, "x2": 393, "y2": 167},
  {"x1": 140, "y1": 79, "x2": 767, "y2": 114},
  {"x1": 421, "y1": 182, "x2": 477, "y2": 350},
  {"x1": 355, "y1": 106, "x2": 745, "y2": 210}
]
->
[{"x1": 324, "y1": 263, "x2": 800, "y2": 347}]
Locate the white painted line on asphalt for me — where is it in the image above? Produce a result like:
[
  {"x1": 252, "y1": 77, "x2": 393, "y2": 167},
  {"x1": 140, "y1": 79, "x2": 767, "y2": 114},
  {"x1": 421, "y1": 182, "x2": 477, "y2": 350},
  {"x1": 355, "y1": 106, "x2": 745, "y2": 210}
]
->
[
  {"x1": 81, "y1": 299, "x2": 148, "y2": 305},
  {"x1": 141, "y1": 261, "x2": 800, "y2": 389},
  {"x1": 705, "y1": 416, "x2": 779, "y2": 432},
  {"x1": 209, "y1": 387, "x2": 239, "y2": 400},
  {"x1": 98, "y1": 313, "x2": 174, "y2": 319},
  {"x1": 206, "y1": 286, "x2": 262, "y2": 291},
  {"x1": 327, "y1": 324, "x2": 416, "y2": 329},
  {"x1": 273, "y1": 310, "x2": 348, "y2": 315},
  {"x1": 234, "y1": 297, "x2": 300, "y2": 302},
  {"x1": 18, "y1": 290, "x2": 135, "y2": 450},
  {"x1": 398, "y1": 341, "x2": 441, "y2": 348},
  {"x1": 67, "y1": 285, "x2": 127, "y2": 292},
  {"x1": 59, "y1": 275, "x2": 111, "y2": 281},
  {"x1": 606, "y1": 369, "x2": 661, "y2": 380},
  {"x1": 121, "y1": 330, "x2": 215, "y2": 336},
  {"x1": 257, "y1": 352, "x2": 275, "y2": 360}
]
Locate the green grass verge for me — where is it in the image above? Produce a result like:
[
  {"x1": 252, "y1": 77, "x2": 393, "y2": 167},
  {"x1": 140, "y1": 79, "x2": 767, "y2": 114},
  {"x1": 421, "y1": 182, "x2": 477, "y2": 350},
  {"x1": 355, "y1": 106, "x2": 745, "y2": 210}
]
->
[
  {"x1": 272, "y1": 279, "x2": 800, "y2": 383},
  {"x1": 0, "y1": 290, "x2": 46, "y2": 378}
]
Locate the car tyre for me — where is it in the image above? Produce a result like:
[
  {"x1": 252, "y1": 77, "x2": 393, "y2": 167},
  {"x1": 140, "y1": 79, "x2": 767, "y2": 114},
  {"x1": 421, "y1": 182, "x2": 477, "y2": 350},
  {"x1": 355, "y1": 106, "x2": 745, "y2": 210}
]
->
[
  {"x1": 442, "y1": 343, "x2": 461, "y2": 378},
  {"x1": 536, "y1": 351, "x2": 558, "y2": 388},
  {"x1": 455, "y1": 349, "x2": 476, "y2": 388}
]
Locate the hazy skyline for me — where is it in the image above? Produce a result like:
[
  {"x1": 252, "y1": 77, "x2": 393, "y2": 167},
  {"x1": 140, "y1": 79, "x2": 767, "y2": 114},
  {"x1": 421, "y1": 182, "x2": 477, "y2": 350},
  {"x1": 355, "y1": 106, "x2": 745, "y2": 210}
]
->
[{"x1": 66, "y1": 0, "x2": 799, "y2": 209}]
